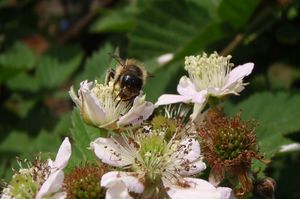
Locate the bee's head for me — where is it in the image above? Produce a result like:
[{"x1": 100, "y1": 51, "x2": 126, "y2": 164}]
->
[{"x1": 119, "y1": 74, "x2": 143, "y2": 101}]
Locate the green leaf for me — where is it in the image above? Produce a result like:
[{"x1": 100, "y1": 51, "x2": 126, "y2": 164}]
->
[
  {"x1": 224, "y1": 92, "x2": 300, "y2": 176},
  {"x1": 4, "y1": 94, "x2": 37, "y2": 118},
  {"x1": 218, "y1": 0, "x2": 260, "y2": 30},
  {"x1": 6, "y1": 72, "x2": 39, "y2": 92},
  {"x1": 70, "y1": 109, "x2": 105, "y2": 162},
  {"x1": 53, "y1": 113, "x2": 72, "y2": 136},
  {"x1": 0, "y1": 0, "x2": 10, "y2": 8},
  {"x1": 74, "y1": 43, "x2": 114, "y2": 86},
  {"x1": 0, "y1": 42, "x2": 36, "y2": 83},
  {"x1": 0, "y1": 130, "x2": 61, "y2": 155},
  {"x1": 90, "y1": 6, "x2": 137, "y2": 33},
  {"x1": 127, "y1": 0, "x2": 227, "y2": 101},
  {"x1": 144, "y1": 62, "x2": 182, "y2": 102},
  {"x1": 0, "y1": 130, "x2": 62, "y2": 181},
  {"x1": 128, "y1": 0, "x2": 219, "y2": 61},
  {"x1": 30, "y1": 130, "x2": 61, "y2": 153},
  {"x1": 36, "y1": 47, "x2": 82, "y2": 89},
  {"x1": 225, "y1": 92, "x2": 300, "y2": 157},
  {"x1": 189, "y1": 0, "x2": 222, "y2": 18},
  {"x1": 0, "y1": 131, "x2": 33, "y2": 153}
]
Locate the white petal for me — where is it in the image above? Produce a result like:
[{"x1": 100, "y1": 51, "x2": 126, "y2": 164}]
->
[
  {"x1": 53, "y1": 137, "x2": 71, "y2": 170},
  {"x1": 179, "y1": 160, "x2": 207, "y2": 176},
  {"x1": 117, "y1": 95, "x2": 154, "y2": 126},
  {"x1": 155, "y1": 94, "x2": 193, "y2": 106},
  {"x1": 157, "y1": 53, "x2": 174, "y2": 65},
  {"x1": 223, "y1": 63, "x2": 254, "y2": 91},
  {"x1": 101, "y1": 171, "x2": 144, "y2": 194},
  {"x1": 105, "y1": 181, "x2": 133, "y2": 199},
  {"x1": 164, "y1": 177, "x2": 232, "y2": 199},
  {"x1": 50, "y1": 192, "x2": 67, "y2": 199},
  {"x1": 216, "y1": 187, "x2": 235, "y2": 199},
  {"x1": 279, "y1": 143, "x2": 300, "y2": 152},
  {"x1": 81, "y1": 88, "x2": 106, "y2": 126},
  {"x1": 36, "y1": 170, "x2": 64, "y2": 199},
  {"x1": 178, "y1": 76, "x2": 207, "y2": 104},
  {"x1": 207, "y1": 87, "x2": 224, "y2": 97},
  {"x1": 90, "y1": 138, "x2": 134, "y2": 167},
  {"x1": 79, "y1": 80, "x2": 94, "y2": 93},
  {"x1": 175, "y1": 139, "x2": 206, "y2": 176},
  {"x1": 179, "y1": 139, "x2": 201, "y2": 162},
  {"x1": 177, "y1": 76, "x2": 197, "y2": 97}
]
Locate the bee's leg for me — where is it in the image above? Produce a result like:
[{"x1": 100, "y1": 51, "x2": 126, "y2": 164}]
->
[{"x1": 105, "y1": 69, "x2": 115, "y2": 85}]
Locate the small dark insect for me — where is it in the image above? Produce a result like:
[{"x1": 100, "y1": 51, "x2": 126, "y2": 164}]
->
[{"x1": 106, "y1": 56, "x2": 148, "y2": 102}]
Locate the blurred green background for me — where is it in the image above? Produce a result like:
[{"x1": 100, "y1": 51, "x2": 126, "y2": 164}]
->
[{"x1": 1, "y1": 0, "x2": 300, "y2": 198}]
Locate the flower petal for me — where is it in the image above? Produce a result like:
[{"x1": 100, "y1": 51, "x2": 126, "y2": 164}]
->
[
  {"x1": 178, "y1": 76, "x2": 207, "y2": 104},
  {"x1": 216, "y1": 187, "x2": 235, "y2": 199},
  {"x1": 155, "y1": 94, "x2": 193, "y2": 106},
  {"x1": 36, "y1": 170, "x2": 64, "y2": 199},
  {"x1": 164, "y1": 177, "x2": 233, "y2": 199},
  {"x1": 105, "y1": 181, "x2": 133, "y2": 199},
  {"x1": 50, "y1": 192, "x2": 67, "y2": 199},
  {"x1": 101, "y1": 171, "x2": 144, "y2": 194},
  {"x1": 174, "y1": 139, "x2": 206, "y2": 176},
  {"x1": 177, "y1": 76, "x2": 197, "y2": 97},
  {"x1": 179, "y1": 159, "x2": 207, "y2": 176},
  {"x1": 81, "y1": 88, "x2": 106, "y2": 126},
  {"x1": 178, "y1": 139, "x2": 201, "y2": 162},
  {"x1": 90, "y1": 138, "x2": 134, "y2": 167},
  {"x1": 53, "y1": 137, "x2": 71, "y2": 170},
  {"x1": 223, "y1": 63, "x2": 254, "y2": 92},
  {"x1": 279, "y1": 143, "x2": 300, "y2": 152},
  {"x1": 157, "y1": 53, "x2": 174, "y2": 65},
  {"x1": 117, "y1": 95, "x2": 154, "y2": 126}
]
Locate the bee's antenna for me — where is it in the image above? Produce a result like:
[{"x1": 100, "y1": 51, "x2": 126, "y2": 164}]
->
[{"x1": 108, "y1": 53, "x2": 125, "y2": 67}]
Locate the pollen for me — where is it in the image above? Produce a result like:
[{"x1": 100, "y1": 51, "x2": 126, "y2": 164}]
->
[
  {"x1": 1, "y1": 158, "x2": 50, "y2": 199},
  {"x1": 184, "y1": 52, "x2": 233, "y2": 90}
]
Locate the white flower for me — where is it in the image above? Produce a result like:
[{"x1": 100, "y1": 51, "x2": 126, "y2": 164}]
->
[
  {"x1": 90, "y1": 128, "x2": 232, "y2": 199},
  {"x1": 164, "y1": 178, "x2": 234, "y2": 199},
  {"x1": 36, "y1": 137, "x2": 71, "y2": 199},
  {"x1": 69, "y1": 80, "x2": 154, "y2": 129},
  {"x1": 279, "y1": 143, "x2": 300, "y2": 152},
  {"x1": 156, "y1": 52, "x2": 254, "y2": 120},
  {"x1": 0, "y1": 138, "x2": 71, "y2": 199},
  {"x1": 157, "y1": 53, "x2": 174, "y2": 65}
]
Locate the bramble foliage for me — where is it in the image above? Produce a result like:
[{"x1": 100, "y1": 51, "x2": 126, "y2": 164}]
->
[{"x1": 1, "y1": 0, "x2": 300, "y2": 198}]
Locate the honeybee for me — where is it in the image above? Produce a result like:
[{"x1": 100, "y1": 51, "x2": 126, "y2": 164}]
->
[{"x1": 107, "y1": 57, "x2": 148, "y2": 101}]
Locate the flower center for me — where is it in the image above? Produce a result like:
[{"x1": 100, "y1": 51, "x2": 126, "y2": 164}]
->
[
  {"x1": 214, "y1": 128, "x2": 248, "y2": 160},
  {"x1": 137, "y1": 135, "x2": 169, "y2": 181},
  {"x1": 64, "y1": 164, "x2": 105, "y2": 199},
  {"x1": 8, "y1": 169, "x2": 39, "y2": 198},
  {"x1": 91, "y1": 81, "x2": 130, "y2": 124},
  {"x1": 151, "y1": 115, "x2": 177, "y2": 142},
  {"x1": 184, "y1": 52, "x2": 233, "y2": 90}
]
